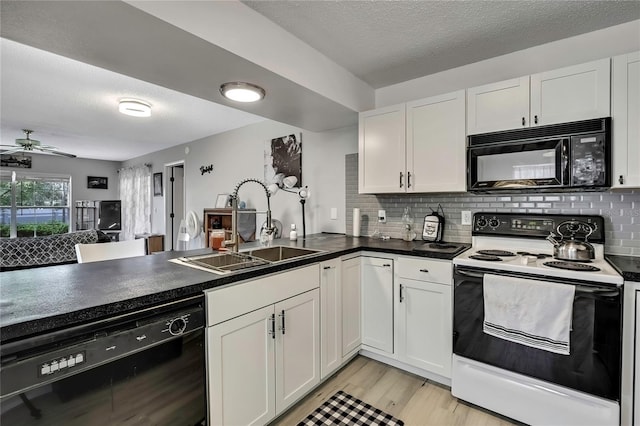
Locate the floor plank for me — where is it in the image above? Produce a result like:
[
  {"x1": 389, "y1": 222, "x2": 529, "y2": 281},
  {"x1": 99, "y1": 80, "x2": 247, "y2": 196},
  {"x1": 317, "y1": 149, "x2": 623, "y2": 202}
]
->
[{"x1": 271, "y1": 356, "x2": 519, "y2": 426}]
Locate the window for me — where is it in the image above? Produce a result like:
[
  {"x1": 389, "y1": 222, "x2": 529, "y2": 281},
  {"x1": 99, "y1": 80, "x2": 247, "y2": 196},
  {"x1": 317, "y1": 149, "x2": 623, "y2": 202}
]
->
[{"x1": 0, "y1": 171, "x2": 71, "y2": 238}]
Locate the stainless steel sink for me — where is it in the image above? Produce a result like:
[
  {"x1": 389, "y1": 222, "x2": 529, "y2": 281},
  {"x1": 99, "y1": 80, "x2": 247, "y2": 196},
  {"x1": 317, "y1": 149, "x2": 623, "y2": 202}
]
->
[
  {"x1": 245, "y1": 246, "x2": 323, "y2": 262},
  {"x1": 171, "y1": 246, "x2": 323, "y2": 274},
  {"x1": 174, "y1": 251, "x2": 270, "y2": 274}
]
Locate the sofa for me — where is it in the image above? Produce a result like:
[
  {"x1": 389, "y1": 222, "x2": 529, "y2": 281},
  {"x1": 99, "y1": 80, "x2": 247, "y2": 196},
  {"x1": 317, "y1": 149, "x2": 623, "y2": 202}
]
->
[{"x1": 0, "y1": 230, "x2": 111, "y2": 271}]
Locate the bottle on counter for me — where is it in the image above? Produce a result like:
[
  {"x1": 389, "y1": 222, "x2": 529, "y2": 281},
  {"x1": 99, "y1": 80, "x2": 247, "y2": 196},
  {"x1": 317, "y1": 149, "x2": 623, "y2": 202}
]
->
[{"x1": 289, "y1": 224, "x2": 298, "y2": 241}]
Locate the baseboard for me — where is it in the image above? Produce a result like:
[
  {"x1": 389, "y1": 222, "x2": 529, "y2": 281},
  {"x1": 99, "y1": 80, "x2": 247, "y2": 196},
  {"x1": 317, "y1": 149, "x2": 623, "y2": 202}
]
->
[{"x1": 359, "y1": 349, "x2": 451, "y2": 387}]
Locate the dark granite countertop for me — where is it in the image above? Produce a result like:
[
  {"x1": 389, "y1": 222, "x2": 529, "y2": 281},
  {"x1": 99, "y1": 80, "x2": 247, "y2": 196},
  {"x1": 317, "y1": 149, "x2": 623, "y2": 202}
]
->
[
  {"x1": 606, "y1": 255, "x2": 640, "y2": 282},
  {"x1": 0, "y1": 234, "x2": 469, "y2": 343}
]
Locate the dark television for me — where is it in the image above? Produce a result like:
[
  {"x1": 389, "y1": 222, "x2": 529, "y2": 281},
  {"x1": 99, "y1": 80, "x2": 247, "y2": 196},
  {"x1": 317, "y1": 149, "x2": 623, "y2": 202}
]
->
[{"x1": 98, "y1": 200, "x2": 122, "y2": 231}]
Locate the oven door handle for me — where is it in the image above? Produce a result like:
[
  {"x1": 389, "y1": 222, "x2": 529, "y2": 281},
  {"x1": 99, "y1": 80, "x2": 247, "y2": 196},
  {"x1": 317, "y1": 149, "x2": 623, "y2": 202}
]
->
[{"x1": 454, "y1": 269, "x2": 485, "y2": 279}]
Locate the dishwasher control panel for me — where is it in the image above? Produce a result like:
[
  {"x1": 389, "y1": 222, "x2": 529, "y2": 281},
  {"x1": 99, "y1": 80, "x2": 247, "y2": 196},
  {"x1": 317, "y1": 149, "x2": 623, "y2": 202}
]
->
[{"x1": 39, "y1": 351, "x2": 85, "y2": 377}]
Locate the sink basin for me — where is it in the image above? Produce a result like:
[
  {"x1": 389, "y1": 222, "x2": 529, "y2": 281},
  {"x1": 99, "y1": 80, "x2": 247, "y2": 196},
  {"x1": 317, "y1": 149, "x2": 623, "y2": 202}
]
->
[
  {"x1": 171, "y1": 246, "x2": 323, "y2": 274},
  {"x1": 246, "y1": 246, "x2": 323, "y2": 262},
  {"x1": 174, "y1": 251, "x2": 270, "y2": 274}
]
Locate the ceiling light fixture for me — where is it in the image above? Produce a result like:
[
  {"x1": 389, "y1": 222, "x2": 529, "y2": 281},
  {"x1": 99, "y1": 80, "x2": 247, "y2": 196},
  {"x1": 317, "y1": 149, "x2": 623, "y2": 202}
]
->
[
  {"x1": 119, "y1": 99, "x2": 152, "y2": 117},
  {"x1": 220, "y1": 82, "x2": 265, "y2": 103}
]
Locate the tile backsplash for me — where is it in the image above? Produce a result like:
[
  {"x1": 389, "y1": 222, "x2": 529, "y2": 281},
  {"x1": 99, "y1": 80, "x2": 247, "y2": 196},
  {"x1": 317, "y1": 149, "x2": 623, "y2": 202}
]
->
[{"x1": 345, "y1": 154, "x2": 640, "y2": 256}]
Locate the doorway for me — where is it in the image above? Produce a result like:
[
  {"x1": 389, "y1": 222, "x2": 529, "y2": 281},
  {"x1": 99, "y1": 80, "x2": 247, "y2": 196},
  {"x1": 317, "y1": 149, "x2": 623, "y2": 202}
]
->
[{"x1": 165, "y1": 161, "x2": 185, "y2": 251}]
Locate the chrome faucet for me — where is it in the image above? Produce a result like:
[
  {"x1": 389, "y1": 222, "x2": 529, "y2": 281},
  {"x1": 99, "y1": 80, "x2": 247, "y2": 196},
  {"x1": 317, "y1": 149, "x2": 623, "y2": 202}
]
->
[{"x1": 227, "y1": 178, "x2": 275, "y2": 252}]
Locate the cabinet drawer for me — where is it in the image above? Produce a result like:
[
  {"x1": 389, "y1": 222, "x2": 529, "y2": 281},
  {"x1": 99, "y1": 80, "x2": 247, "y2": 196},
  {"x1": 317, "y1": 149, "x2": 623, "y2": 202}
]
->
[{"x1": 397, "y1": 257, "x2": 451, "y2": 284}]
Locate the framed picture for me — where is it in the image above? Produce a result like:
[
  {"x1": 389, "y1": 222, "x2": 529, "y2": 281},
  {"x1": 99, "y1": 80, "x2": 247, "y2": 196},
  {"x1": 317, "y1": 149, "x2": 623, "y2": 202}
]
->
[
  {"x1": 215, "y1": 194, "x2": 231, "y2": 208},
  {"x1": 1, "y1": 153, "x2": 32, "y2": 168},
  {"x1": 153, "y1": 172, "x2": 163, "y2": 196},
  {"x1": 265, "y1": 133, "x2": 302, "y2": 188},
  {"x1": 87, "y1": 176, "x2": 108, "y2": 189}
]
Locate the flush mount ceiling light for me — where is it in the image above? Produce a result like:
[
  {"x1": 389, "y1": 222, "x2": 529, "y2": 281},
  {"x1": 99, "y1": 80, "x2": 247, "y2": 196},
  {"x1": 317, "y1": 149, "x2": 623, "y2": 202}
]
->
[
  {"x1": 119, "y1": 99, "x2": 152, "y2": 117},
  {"x1": 219, "y1": 82, "x2": 265, "y2": 103}
]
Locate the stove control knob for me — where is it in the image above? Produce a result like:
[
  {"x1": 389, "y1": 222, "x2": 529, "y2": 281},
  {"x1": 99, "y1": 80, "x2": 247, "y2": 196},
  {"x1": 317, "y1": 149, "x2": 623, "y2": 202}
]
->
[
  {"x1": 168, "y1": 317, "x2": 187, "y2": 336},
  {"x1": 489, "y1": 218, "x2": 500, "y2": 228},
  {"x1": 476, "y1": 218, "x2": 488, "y2": 228}
]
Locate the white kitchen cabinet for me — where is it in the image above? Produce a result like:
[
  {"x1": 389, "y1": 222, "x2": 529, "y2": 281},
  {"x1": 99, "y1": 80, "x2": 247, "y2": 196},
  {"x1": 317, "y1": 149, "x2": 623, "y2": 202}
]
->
[
  {"x1": 406, "y1": 91, "x2": 466, "y2": 192},
  {"x1": 612, "y1": 51, "x2": 640, "y2": 189},
  {"x1": 358, "y1": 104, "x2": 406, "y2": 193},
  {"x1": 467, "y1": 58, "x2": 611, "y2": 135},
  {"x1": 622, "y1": 281, "x2": 640, "y2": 426},
  {"x1": 396, "y1": 257, "x2": 453, "y2": 378},
  {"x1": 361, "y1": 257, "x2": 394, "y2": 354},
  {"x1": 359, "y1": 91, "x2": 466, "y2": 194},
  {"x1": 467, "y1": 77, "x2": 530, "y2": 135},
  {"x1": 206, "y1": 265, "x2": 320, "y2": 426},
  {"x1": 341, "y1": 256, "x2": 361, "y2": 358},
  {"x1": 320, "y1": 258, "x2": 342, "y2": 379},
  {"x1": 636, "y1": 290, "x2": 640, "y2": 426}
]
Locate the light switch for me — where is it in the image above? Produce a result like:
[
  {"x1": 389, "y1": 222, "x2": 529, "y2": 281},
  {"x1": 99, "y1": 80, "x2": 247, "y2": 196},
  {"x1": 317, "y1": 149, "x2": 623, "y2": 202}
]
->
[
  {"x1": 330, "y1": 207, "x2": 338, "y2": 220},
  {"x1": 378, "y1": 210, "x2": 386, "y2": 223},
  {"x1": 462, "y1": 211, "x2": 472, "y2": 225}
]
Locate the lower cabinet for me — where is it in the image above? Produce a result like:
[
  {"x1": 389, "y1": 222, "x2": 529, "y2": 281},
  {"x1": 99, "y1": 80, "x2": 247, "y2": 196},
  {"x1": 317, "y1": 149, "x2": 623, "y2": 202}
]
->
[
  {"x1": 636, "y1": 290, "x2": 639, "y2": 426},
  {"x1": 396, "y1": 257, "x2": 453, "y2": 378},
  {"x1": 361, "y1": 257, "x2": 394, "y2": 354},
  {"x1": 208, "y1": 289, "x2": 319, "y2": 426},
  {"x1": 320, "y1": 259, "x2": 342, "y2": 379},
  {"x1": 341, "y1": 256, "x2": 362, "y2": 359}
]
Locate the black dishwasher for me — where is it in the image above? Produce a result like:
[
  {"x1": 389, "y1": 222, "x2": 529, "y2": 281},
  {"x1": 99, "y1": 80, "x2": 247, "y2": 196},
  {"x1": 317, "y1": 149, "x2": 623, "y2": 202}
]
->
[{"x1": 1, "y1": 295, "x2": 206, "y2": 425}]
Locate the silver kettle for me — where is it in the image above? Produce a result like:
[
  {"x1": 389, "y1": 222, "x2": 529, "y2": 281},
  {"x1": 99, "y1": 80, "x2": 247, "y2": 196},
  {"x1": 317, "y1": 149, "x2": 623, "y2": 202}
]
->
[{"x1": 546, "y1": 220, "x2": 596, "y2": 261}]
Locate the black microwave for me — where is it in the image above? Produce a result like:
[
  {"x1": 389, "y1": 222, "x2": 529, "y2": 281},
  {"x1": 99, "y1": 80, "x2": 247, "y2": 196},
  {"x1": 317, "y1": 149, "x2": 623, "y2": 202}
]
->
[{"x1": 467, "y1": 117, "x2": 611, "y2": 193}]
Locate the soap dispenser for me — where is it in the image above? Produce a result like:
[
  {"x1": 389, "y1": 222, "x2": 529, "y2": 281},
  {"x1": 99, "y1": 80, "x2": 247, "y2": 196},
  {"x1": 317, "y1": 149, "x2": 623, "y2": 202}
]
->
[{"x1": 289, "y1": 224, "x2": 298, "y2": 241}]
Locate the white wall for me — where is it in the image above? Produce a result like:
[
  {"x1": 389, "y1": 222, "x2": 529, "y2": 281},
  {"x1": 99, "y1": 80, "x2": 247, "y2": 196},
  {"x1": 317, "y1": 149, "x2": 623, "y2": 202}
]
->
[
  {"x1": 376, "y1": 20, "x2": 640, "y2": 107},
  {"x1": 124, "y1": 120, "x2": 357, "y2": 247}
]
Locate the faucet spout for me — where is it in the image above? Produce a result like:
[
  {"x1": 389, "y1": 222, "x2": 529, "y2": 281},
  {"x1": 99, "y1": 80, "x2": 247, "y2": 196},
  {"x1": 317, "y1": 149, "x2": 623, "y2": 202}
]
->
[{"x1": 227, "y1": 178, "x2": 274, "y2": 252}]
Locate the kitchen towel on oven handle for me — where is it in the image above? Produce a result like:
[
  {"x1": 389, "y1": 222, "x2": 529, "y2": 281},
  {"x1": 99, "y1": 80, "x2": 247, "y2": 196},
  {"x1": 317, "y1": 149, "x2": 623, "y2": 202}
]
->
[{"x1": 482, "y1": 274, "x2": 575, "y2": 355}]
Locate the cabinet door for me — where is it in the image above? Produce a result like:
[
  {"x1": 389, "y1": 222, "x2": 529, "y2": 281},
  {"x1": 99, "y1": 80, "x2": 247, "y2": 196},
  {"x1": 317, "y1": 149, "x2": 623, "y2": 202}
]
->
[
  {"x1": 531, "y1": 58, "x2": 611, "y2": 127},
  {"x1": 358, "y1": 104, "x2": 407, "y2": 193},
  {"x1": 208, "y1": 305, "x2": 276, "y2": 426},
  {"x1": 612, "y1": 52, "x2": 640, "y2": 188},
  {"x1": 396, "y1": 278, "x2": 452, "y2": 378},
  {"x1": 636, "y1": 291, "x2": 640, "y2": 426},
  {"x1": 467, "y1": 77, "x2": 530, "y2": 134},
  {"x1": 341, "y1": 257, "x2": 361, "y2": 357},
  {"x1": 320, "y1": 259, "x2": 342, "y2": 379},
  {"x1": 361, "y1": 257, "x2": 394, "y2": 354},
  {"x1": 275, "y1": 289, "x2": 320, "y2": 413},
  {"x1": 406, "y1": 91, "x2": 466, "y2": 192}
]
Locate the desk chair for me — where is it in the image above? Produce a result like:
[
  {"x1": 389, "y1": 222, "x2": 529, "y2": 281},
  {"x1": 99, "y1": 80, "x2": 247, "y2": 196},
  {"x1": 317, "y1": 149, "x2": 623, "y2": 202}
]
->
[{"x1": 75, "y1": 238, "x2": 146, "y2": 264}]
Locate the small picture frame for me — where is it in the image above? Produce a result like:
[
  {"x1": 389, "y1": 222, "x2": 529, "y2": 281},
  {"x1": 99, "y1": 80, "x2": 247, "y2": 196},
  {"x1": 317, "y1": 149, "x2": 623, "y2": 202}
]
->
[
  {"x1": 153, "y1": 172, "x2": 163, "y2": 196},
  {"x1": 216, "y1": 193, "x2": 231, "y2": 208},
  {"x1": 88, "y1": 176, "x2": 108, "y2": 189}
]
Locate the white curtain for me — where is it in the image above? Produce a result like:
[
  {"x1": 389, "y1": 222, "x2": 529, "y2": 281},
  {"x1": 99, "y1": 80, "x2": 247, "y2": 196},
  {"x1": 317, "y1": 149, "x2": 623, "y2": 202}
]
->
[{"x1": 119, "y1": 164, "x2": 151, "y2": 240}]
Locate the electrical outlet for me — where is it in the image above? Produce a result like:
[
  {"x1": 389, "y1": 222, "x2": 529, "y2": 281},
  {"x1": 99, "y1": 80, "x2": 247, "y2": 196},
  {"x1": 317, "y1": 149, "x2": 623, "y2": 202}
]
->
[
  {"x1": 330, "y1": 207, "x2": 338, "y2": 220},
  {"x1": 378, "y1": 209, "x2": 386, "y2": 223},
  {"x1": 462, "y1": 211, "x2": 472, "y2": 225}
]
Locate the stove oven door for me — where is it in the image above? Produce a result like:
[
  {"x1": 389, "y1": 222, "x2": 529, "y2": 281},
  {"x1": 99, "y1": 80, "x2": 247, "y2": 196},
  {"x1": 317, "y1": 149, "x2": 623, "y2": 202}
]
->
[{"x1": 453, "y1": 266, "x2": 621, "y2": 401}]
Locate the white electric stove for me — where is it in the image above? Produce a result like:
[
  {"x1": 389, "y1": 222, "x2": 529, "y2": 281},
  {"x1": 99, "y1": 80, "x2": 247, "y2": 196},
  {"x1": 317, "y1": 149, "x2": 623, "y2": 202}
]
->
[{"x1": 452, "y1": 212, "x2": 623, "y2": 426}]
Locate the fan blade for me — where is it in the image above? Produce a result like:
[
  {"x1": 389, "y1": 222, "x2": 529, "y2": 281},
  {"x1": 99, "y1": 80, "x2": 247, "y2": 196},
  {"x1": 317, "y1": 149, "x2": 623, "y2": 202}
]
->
[
  {"x1": 36, "y1": 146, "x2": 77, "y2": 158},
  {"x1": 1, "y1": 147, "x2": 24, "y2": 156}
]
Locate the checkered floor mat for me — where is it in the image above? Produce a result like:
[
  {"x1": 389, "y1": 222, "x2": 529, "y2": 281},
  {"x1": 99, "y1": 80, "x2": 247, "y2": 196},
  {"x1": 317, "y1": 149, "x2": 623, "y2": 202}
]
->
[{"x1": 298, "y1": 390, "x2": 404, "y2": 425}]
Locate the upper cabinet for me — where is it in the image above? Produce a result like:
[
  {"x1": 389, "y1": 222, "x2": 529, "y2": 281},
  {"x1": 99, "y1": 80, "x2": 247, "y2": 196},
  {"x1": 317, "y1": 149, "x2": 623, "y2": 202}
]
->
[
  {"x1": 612, "y1": 51, "x2": 640, "y2": 189},
  {"x1": 359, "y1": 91, "x2": 466, "y2": 194},
  {"x1": 467, "y1": 58, "x2": 611, "y2": 135}
]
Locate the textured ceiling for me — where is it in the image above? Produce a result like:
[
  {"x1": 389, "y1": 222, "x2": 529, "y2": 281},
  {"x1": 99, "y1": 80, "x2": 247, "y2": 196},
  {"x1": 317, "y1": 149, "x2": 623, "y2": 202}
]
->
[{"x1": 242, "y1": 0, "x2": 640, "y2": 88}]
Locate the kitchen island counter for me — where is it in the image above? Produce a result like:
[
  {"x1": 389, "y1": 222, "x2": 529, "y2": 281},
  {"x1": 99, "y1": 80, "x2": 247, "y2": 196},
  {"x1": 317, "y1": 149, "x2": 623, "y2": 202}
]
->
[{"x1": 0, "y1": 234, "x2": 468, "y2": 343}]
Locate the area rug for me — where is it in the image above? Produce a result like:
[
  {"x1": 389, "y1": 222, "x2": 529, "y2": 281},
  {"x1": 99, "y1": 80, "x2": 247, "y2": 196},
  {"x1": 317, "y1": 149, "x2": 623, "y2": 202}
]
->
[{"x1": 297, "y1": 390, "x2": 404, "y2": 425}]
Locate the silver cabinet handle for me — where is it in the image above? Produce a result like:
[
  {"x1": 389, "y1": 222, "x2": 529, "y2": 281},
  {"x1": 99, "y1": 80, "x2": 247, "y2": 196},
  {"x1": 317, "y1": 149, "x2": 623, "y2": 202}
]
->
[
  {"x1": 619, "y1": 175, "x2": 624, "y2": 185},
  {"x1": 522, "y1": 117, "x2": 526, "y2": 126},
  {"x1": 323, "y1": 266, "x2": 331, "y2": 270},
  {"x1": 399, "y1": 284, "x2": 404, "y2": 303},
  {"x1": 407, "y1": 171, "x2": 412, "y2": 188},
  {"x1": 383, "y1": 263, "x2": 392, "y2": 267},
  {"x1": 534, "y1": 115, "x2": 538, "y2": 124},
  {"x1": 419, "y1": 269, "x2": 429, "y2": 273},
  {"x1": 399, "y1": 172, "x2": 404, "y2": 188},
  {"x1": 269, "y1": 314, "x2": 276, "y2": 339},
  {"x1": 279, "y1": 310, "x2": 286, "y2": 335}
]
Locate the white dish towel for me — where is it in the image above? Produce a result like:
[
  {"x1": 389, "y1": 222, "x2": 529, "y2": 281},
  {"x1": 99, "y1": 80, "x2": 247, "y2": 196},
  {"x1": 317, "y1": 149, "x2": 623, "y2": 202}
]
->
[{"x1": 483, "y1": 273, "x2": 575, "y2": 355}]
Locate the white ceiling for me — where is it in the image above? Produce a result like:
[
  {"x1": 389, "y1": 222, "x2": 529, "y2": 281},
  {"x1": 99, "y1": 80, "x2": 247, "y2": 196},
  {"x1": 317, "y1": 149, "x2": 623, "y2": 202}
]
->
[{"x1": 1, "y1": 1, "x2": 639, "y2": 162}]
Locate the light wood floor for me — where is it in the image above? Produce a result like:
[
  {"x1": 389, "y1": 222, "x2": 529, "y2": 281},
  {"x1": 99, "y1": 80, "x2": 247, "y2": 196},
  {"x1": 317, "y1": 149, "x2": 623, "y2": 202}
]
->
[{"x1": 271, "y1": 356, "x2": 520, "y2": 426}]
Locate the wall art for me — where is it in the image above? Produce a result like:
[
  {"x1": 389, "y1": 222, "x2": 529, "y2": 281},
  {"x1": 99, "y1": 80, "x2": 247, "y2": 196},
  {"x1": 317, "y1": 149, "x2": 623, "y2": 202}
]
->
[
  {"x1": 153, "y1": 172, "x2": 163, "y2": 196},
  {"x1": 0, "y1": 153, "x2": 32, "y2": 168},
  {"x1": 87, "y1": 176, "x2": 108, "y2": 189},
  {"x1": 264, "y1": 133, "x2": 302, "y2": 188}
]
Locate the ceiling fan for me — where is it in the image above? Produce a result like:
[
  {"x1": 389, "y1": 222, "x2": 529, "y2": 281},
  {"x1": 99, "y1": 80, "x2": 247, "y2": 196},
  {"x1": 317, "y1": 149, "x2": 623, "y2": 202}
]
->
[{"x1": 0, "y1": 129, "x2": 76, "y2": 158}]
